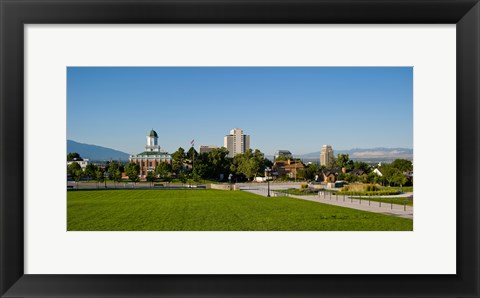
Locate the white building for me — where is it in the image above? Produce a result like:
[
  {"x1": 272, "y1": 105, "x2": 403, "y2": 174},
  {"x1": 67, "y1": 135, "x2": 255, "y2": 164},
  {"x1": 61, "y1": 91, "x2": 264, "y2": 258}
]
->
[
  {"x1": 224, "y1": 128, "x2": 250, "y2": 158},
  {"x1": 320, "y1": 145, "x2": 334, "y2": 167},
  {"x1": 67, "y1": 158, "x2": 89, "y2": 170}
]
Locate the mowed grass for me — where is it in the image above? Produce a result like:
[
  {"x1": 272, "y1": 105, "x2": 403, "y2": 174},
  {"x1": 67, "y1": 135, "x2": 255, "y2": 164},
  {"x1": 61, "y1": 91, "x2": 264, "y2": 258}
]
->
[{"x1": 67, "y1": 189, "x2": 413, "y2": 231}]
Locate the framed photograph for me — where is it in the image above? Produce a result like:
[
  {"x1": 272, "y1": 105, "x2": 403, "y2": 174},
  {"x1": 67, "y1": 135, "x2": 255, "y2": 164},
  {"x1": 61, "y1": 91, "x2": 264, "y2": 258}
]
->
[{"x1": 1, "y1": 0, "x2": 478, "y2": 297}]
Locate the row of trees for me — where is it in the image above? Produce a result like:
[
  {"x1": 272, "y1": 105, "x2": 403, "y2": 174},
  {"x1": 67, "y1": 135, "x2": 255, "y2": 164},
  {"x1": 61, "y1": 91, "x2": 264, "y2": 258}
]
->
[
  {"x1": 158, "y1": 147, "x2": 273, "y2": 182},
  {"x1": 67, "y1": 147, "x2": 274, "y2": 185},
  {"x1": 292, "y1": 154, "x2": 412, "y2": 186},
  {"x1": 67, "y1": 156, "x2": 124, "y2": 187},
  {"x1": 67, "y1": 151, "x2": 412, "y2": 186}
]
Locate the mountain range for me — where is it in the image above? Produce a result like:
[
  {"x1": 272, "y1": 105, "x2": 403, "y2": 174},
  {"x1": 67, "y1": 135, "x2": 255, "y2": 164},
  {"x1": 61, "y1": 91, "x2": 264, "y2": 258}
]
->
[
  {"x1": 297, "y1": 147, "x2": 413, "y2": 160},
  {"x1": 67, "y1": 140, "x2": 130, "y2": 161},
  {"x1": 68, "y1": 139, "x2": 413, "y2": 162}
]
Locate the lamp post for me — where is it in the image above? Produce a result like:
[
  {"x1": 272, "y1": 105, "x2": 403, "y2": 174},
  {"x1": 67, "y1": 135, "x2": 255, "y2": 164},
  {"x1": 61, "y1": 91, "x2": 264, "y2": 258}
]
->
[
  {"x1": 267, "y1": 178, "x2": 271, "y2": 197},
  {"x1": 266, "y1": 167, "x2": 271, "y2": 197}
]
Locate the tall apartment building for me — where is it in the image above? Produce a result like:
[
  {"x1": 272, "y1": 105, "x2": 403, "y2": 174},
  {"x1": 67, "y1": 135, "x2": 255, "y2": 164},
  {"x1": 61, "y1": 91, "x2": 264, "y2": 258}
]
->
[
  {"x1": 224, "y1": 128, "x2": 250, "y2": 158},
  {"x1": 320, "y1": 145, "x2": 334, "y2": 167}
]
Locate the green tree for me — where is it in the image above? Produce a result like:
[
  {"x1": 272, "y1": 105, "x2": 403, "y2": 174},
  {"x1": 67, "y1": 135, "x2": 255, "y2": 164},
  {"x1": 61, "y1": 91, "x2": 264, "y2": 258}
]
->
[
  {"x1": 113, "y1": 169, "x2": 122, "y2": 187},
  {"x1": 392, "y1": 171, "x2": 408, "y2": 187},
  {"x1": 67, "y1": 152, "x2": 80, "y2": 161},
  {"x1": 353, "y1": 161, "x2": 371, "y2": 173},
  {"x1": 207, "y1": 147, "x2": 231, "y2": 180},
  {"x1": 108, "y1": 161, "x2": 122, "y2": 188},
  {"x1": 107, "y1": 162, "x2": 120, "y2": 179},
  {"x1": 172, "y1": 147, "x2": 186, "y2": 173},
  {"x1": 84, "y1": 164, "x2": 97, "y2": 180},
  {"x1": 391, "y1": 159, "x2": 413, "y2": 173},
  {"x1": 67, "y1": 161, "x2": 81, "y2": 177},
  {"x1": 94, "y1": 170, "x2": 105, "y2": 188},
  {"x1": 303, "y1": 163, "x2": 319, "y2": 181},
  {"x1": 336, "y1": 154, "x2": 353, "y2": 169},
  {"x1": 155, "y1": 162, "x2": 172, "y2": 180},
  {"x1": 146, "y1": 171, "x2": 156, "y2": 187},
  {"x1": 73, "y1": 169, "x2": 83, "y2": 187},
  {"x1": 187, "y1": 147, "x2": 198, "y2": 162},
  {"x1": 125, "y1": 162, "x2": 140, "y2": 185},
  {"x1": 178, "y1": 172, "x2": 188, "y2": 185}
]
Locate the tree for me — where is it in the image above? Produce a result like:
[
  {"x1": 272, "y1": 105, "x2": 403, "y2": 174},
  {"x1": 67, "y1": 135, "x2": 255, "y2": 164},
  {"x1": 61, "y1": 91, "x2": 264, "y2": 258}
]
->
[
  {"x1": 67, "y1": 152, "x2": 80, "y2": 161},
  {"x1": 84, "y1": 164, "x2": 97, "y2": 180},
  {"x1": 94, "y1": 170, "x2": 105, "y2": 188},
  {"x1": 146, "y1": 171, "x2": 156, "y2": 187},
  {"x1": 335, "y1": 154, "x2": 353, "y2": 169},
  {"x1": 178, "y1": 172, "x2": 188, "y2": 185},
  {"x1": 172, "y1": 147, "x2": 186, "y2": 173},
  {"x1": 392, "y1": 171, "x2": 408, "y2": 187},
  {"x1": 155, "y1": 162, "x2": 172, "y2": 180},
  {"x1": 207, "y1": 147, "x2": 231, "y2": 180},
  {"x1": 232, "y1": 149, "x2": 266, "y2": 181},
  {"x1": 353, "y1": 161, "x2": 371, "y2": 173},
  {"x1": 73, "y1": 169, "x2": 83, "y2": 188},
  {"x1": 106, "y1": 161, "x2": 123, "y2": 188},
  {"x1": 303, "y1": 163, "x2": 319, "y2": 181},
  {"x1": 67, "y1": 161, "x2": 82, "y2": 177},
  {"x1": 114, "y1": 169, "x2": 123, "y2": 187},
  {"x1": 391, "y1": 159, "x2": 413, "y2": 173},
  {"x1": 192, "y1": 162, "x2": 207, "y2": 181},
  {"x1": 107, "y1": 162, "x2": 120, "y2": 179},
  {"x1": 187, "y1": 147, "x2": 198, "y2": 162},
  {"x1": 125, "y1": 162, "x2": 140, "y2": 186}
]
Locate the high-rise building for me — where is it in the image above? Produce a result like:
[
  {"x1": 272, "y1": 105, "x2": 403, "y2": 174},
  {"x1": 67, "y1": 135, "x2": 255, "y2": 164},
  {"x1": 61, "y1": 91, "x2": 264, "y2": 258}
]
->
[
  {"x1": 224, "y1": 128, "x2": 250, "y2": 158},
  {"x1": 320, "y1": 145, "x2": 334, "y2": 167}
]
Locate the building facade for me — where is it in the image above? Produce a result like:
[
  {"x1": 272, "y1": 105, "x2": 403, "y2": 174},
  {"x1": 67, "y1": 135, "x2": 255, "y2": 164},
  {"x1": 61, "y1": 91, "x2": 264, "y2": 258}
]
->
[
  {"x1": 199, "y1": 145, "x2": 219, "y2": 154},
  {"x1": 129, "y1": 129, "x2": 172, "y2": 178},
  {"x1": 320, "y1": 145, "x2": 334, "y2": 167},
  {"x1": 272, "y1": 159, "x2": 305, "y2": 179},
  {"x1": 224, "y1": 128, "x2": 250, "y2": 158}
]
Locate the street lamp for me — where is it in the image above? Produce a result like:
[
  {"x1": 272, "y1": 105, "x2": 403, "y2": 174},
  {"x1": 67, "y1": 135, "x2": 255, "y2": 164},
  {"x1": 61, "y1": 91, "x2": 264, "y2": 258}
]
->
[
  {"x1": 267, "y1": 178, "x2": 271, "y2": 197},
  {"x1": 265, "y1": 167, "x2": 271, "y2": 197}
]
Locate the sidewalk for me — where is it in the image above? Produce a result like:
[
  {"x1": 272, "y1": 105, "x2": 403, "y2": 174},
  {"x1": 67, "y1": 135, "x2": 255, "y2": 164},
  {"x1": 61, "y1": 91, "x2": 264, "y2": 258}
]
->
[{"x1": 242, "y1": 188, "x2": 413, "y2": 220}]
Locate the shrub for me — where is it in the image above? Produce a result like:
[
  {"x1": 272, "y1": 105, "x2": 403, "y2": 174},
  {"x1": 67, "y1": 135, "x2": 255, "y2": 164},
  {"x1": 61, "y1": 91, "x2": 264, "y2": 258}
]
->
[{"x1": 300, "y1": 184, "x2": 308, "y2": 189}]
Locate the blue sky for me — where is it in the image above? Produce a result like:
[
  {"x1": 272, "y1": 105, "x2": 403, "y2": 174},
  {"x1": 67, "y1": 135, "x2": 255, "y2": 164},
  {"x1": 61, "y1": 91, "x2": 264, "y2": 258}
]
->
[{"x1": 67, "y1": 67, "x2": 413, "y2": 156}]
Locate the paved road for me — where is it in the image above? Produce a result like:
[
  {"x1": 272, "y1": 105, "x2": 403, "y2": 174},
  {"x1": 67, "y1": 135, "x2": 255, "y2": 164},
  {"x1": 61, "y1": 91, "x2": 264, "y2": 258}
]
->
[{"x1": 242, "y1": 185, "x2": 413, "y2": 220}]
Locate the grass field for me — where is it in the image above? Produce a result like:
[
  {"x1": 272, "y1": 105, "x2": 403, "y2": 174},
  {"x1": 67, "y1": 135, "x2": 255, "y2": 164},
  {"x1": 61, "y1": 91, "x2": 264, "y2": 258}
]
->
[{"x1": 67, "y1": 189, "x2": 413, "y2": 231}]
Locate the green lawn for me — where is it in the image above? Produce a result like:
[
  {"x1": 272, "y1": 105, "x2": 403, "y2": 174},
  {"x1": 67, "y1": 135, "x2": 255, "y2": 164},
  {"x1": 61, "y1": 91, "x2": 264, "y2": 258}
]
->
[
  {"x1": 275, "y1": 188, "x2": 318, "y2": 196},
  {"x1": 67, "y1": 189, "x2": 413, "y2": 231},
  {"x1": 362, "y1": 197, "x2": 413, "y2": 206}
]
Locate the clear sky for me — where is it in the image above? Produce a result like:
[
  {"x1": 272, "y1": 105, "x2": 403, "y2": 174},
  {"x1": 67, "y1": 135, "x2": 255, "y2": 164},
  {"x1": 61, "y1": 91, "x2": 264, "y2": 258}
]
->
[{"x1": 67, "y1": 67, "x2": 413, "y2": 156}]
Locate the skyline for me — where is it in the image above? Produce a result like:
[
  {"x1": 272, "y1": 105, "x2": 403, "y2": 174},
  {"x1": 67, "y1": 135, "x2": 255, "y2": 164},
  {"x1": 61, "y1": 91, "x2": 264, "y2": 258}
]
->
[{"x1": 67, "y1": 67, "x2": 413, "y2": 155}]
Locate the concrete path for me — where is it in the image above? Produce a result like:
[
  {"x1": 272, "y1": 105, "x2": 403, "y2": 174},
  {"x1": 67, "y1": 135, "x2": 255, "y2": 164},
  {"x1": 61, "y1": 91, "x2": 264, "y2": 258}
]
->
[{"x1": 242, "y1": 187, "x2": 413, "y2": 220}]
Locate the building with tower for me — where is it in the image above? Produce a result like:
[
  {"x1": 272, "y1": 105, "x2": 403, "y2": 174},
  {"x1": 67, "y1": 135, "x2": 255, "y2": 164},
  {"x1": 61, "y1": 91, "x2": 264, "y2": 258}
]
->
[
  {"x1": 129, "y1": 129, "x2": 172, "y2": 178},
  {"x1": 223, "y1": 128, "x2": 250, "y2": 158},
  {"x1": 320, "y1": 145, "x2": 334, "y2": 167}
]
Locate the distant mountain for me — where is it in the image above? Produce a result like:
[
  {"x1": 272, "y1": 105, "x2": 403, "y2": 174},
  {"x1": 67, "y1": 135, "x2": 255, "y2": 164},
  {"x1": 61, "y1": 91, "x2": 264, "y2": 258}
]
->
[
  {"x1": 297, "y1": 148, "x2": 413, "y2": 161},
  {"x1": 67, "y1": 140, "x2": 131, "y2": 161}
]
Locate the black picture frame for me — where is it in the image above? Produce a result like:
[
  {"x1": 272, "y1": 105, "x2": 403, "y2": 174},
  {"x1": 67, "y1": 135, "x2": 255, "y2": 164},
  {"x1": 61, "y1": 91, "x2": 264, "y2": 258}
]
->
[{"x1": 1, "y1": 0, "x2": 479, "y2": 297}]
